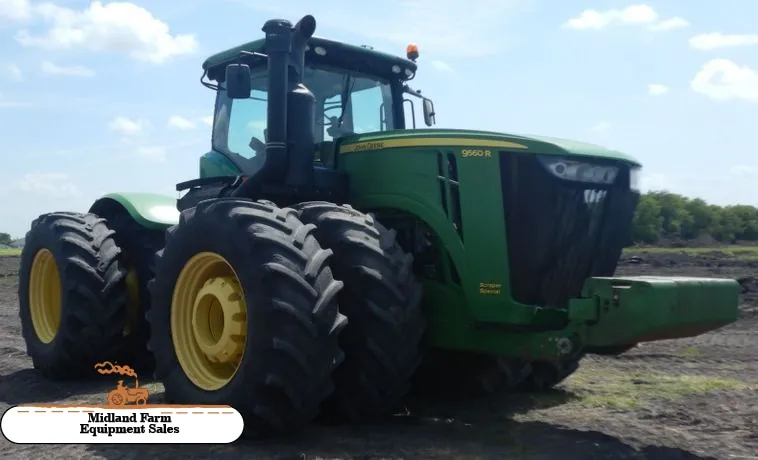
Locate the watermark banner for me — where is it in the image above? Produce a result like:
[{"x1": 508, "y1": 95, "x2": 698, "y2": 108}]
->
[
  {"x1": 0, "y1": 361, "x2": 244, "y2": 444},
  {"x1": 1, "y1": 405, "x2": 244, "y2": 444}
]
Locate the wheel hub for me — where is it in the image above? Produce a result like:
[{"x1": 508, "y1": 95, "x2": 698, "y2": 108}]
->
[
  {"x1": 191, "y1": 276, "x2": 246, "y2": 365},
  {"x1": 170, "y1": 251, "x2": 249, "y2": 391},
  {"x1": 28, "y1": 248, "x2": 62, "y2": 344}
]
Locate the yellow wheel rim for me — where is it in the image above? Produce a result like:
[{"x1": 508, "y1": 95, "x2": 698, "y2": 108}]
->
[
  {"x1": 171, "y1": 252, "x2": 248, "y2": 391},
  {"x1": 124, "y1": 267, "x2": 139, "y2": 336},
  {"x1": 28, "y1": 249, "x2": 62, "y2": 344}
]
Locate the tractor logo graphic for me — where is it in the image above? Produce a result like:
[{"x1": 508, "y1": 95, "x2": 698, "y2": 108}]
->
[{"x1": 94, "y1": 361, "x2": 149, "y2": 406}]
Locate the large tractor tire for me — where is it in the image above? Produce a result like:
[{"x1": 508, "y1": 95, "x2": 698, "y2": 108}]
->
[
  {"x1": 146, "y1": 198, "x2": 347, "y2": 435},
  {"x1": 17, "y1": 212, "x2": 131, "y2": 378},
  {"x1": 104, "y1": 212, "x2": 164, "y2": 372},
  {"x1": 518, "y1": 357, "x2": 583, "y2": 391},
  {"x1": 410, "y1": 350, "x2": 532, "y2": 400},
  {"x1": 294, "y1": 202, "x2": 426, "y2": 422}
]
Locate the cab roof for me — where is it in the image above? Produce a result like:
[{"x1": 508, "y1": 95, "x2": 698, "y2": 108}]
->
[{"x1": 202, "y1": 36, "x2": 418, "y2": 83}]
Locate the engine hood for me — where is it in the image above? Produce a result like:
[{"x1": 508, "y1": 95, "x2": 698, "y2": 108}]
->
[{"x1": 338, "y1": 128, "x2": 641, "y2": 166}]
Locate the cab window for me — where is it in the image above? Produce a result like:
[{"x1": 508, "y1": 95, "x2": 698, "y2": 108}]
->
[
  {"x1": 212, "y1": 71, "x2": 269, "y2": 169},
  {"x1": 212, "y1": 66, "x2": 397, "y2": 173}
]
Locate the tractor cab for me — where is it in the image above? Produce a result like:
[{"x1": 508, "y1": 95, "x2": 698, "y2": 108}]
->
[{"x1": 179, "y1": 21, "x2": 436, "y2": 210}]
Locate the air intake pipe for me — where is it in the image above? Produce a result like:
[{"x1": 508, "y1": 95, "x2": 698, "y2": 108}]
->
[{"x1": 284, "y1": 15, "x2": 317, "y2": 187}]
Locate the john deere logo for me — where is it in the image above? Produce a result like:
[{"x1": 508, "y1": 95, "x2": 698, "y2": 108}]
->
[{"x1": 94, "y1": 361, "x2": 149, "y2": 406}]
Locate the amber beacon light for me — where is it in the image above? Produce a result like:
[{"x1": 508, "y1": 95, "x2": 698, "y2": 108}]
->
[{"x1": 406, "y1": 43, "x2": 419, "y2": 61}]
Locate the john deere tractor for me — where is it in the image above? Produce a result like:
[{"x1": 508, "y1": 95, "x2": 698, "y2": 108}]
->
[{"x1": 17, "y1": 15, "x2": 740, "y2": 434}]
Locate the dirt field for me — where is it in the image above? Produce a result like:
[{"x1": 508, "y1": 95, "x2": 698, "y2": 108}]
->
[{"x1": 1, "y1": 251, "x2": 756, "y2": 460}]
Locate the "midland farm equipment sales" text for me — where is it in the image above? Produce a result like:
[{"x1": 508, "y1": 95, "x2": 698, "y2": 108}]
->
[{"x1": 79, "y1": 412, "x2": 179, "y2": 437}]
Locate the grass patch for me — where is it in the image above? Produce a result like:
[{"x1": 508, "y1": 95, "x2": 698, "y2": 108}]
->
[
  {"x1": 623, "y1": 245, "x2": 758, "y2": 258},
  {"x1": 680, "y1": 346, "x2": 703, "y2": 358},
  {"x1": 553, "y1": 363, "x2": 750, "y2": 411},
  {"x1": 0, "y1": 248, "x2": 21, "y2": 257}
]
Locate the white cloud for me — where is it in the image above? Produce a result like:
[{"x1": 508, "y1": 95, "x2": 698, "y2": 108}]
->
[
  {"x1": 691, "y1": 59, "x2": 758, "y2": 102},
  {"x1": 167, "y1": 115, "x2": 196, "y2": 130},
  {"x1": 108, "y1": 116, "x2": 148, "y2": 135},
  {"x1": 135, "y1": 146, "x2": 166, "y2": 162},
  {"x1": 0, "y1": 0, "x2": 31, "y2": 21},
  {"x1": 689, "y1": 33, "x2": 758, "y2": 51},
  {"x1": 591, "y1": 121, "x2": 611, "y2": 131},
  {"x1": 647, "y1": 84, "x2": 669, "y2": 96},
  {"x1": 564, "y1": 5, "x2": 687, "y2": 32},
  {"x1": 15, "y1": 1, "x2": 198, "y2": 64},
  {"x1": 16, "y1": 172, "x2": 81, "y2": 197},
  {"x1": 4, "y1": 63, "x2": 23, "y2": 82},
  {"x1": 41, "y1": 61, "x2": 94, "y2": 77},
  {"x1": 430, "y1": 60, "x2": 453, "y2": 72},
  {"x1": 200, "y1": 115, "x2": 213, "y2": 126},
  {"x1": 649, "y1": 17, "x2": 689, "y2": 32},
  {"x1": 565, "y1": 5, "x2": 657, "y2": 29}
]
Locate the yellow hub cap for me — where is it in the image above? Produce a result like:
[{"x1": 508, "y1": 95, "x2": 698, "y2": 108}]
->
[
  {"x1": 171, "y1": 252, "x2": 247, "y2": 391},
  {"x1": 28, "y1": 249, "x2": 62, "y2": 344},
  {"x1": 124, "y1": 267, "x2": 139, "y2": 336}
]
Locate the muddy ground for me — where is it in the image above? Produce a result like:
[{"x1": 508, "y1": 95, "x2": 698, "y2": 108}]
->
[{"x1": 1, "y1": 251, "x2": 756, "y2": 460}]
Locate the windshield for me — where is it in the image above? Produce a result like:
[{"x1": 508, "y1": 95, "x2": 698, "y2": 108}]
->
[{"x1": 212, "y1": 64, "x2": 396, "y2": 169}]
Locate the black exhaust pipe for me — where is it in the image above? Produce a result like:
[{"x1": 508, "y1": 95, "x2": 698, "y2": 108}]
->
[
  {"x1": 231, "y1": 15, "x2": 316, "y2": 197},
  {"x1": 260, "y1": 18, "x2": 293, "y2": 183}
]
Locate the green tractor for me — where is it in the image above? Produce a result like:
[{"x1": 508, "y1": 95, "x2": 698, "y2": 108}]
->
[{"x1": 17, "y1": 15, "x2": 739, "y2": 434}]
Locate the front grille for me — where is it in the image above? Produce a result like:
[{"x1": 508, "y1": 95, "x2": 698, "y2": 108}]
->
[{"x1": 499, "y1": 152, "x2": 639, "y2": 308}]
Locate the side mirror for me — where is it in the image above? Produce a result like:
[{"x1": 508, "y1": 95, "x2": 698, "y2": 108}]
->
[
  {"x1": 422, "y1": 98, "x2": 436, "y2": 126},
  {"x1": 225, "y1": 63, "x2": 252, "y2": 99}
]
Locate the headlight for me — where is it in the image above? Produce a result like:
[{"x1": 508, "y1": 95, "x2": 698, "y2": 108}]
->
[
  {"x1": 629, "y1": 166, "x2": 641, "y2": 192},
  {"x1": 538, "y1": 155, "x2": 619, "y2": 185}
]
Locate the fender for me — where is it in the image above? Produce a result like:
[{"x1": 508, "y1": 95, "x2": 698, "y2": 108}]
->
[{"x1": 89, "y1": 192, "x2": 179, "y2": 230}]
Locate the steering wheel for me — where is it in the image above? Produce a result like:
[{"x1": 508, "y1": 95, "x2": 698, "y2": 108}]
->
[{"x1": 317, "y1": 104, "x2": 340, "y2": 127}]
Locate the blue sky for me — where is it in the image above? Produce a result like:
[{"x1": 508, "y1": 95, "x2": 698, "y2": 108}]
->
[{"x1": 1, "y1": 0, "x2": 757, "y2": 238}]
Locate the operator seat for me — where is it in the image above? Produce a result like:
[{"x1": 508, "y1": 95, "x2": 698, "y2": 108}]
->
[
  {"x1": 326, "y1": 116, "x2": 352, "y2": 139},
  {"x1": 247, "y1": 128, "x2": 268, "y2": 171}
]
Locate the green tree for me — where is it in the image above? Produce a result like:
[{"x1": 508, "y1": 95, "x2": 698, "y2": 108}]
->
[
  {"x1": 628, "y1": 192, "x2": 758, "y2": 244},
  {"x1": 0, "y1": 233, "x2": 11, "y2": 246},
  {"x1": 648, "y1": 191, "x2": 692, "y2": 237},
  {"x1": 728, "y1": 205, "x2": 758, "y2": 240},
  {"x1": 632, "y1": 194, "x2": 663, "y2": 243},
  {"x1": 682, "y1": 198, "x2": 714, "y2": 239},
  {"x1": 709, "y1": 206, "x2": 744, "y2": 243}
]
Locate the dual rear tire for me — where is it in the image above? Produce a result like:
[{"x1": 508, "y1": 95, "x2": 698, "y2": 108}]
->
[
  {"x1": 147, "y1": 199, "x2": 346, "y2": 433},
  {"x1": 146, "y1": 199, "x2": 424, "y2": 432}
]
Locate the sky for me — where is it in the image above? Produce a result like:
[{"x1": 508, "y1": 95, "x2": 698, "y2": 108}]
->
[{"x1": 0, "y1": 0, "x2": 757, "y2": 238}]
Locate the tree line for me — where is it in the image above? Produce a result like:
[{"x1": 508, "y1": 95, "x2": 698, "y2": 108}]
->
[{"x1": 631, "y1": 191, "x2": 758, "y2": 245}]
